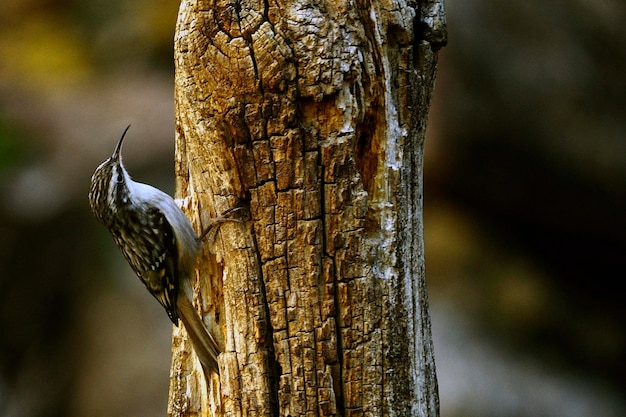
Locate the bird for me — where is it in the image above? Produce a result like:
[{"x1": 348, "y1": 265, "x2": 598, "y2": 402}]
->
[{"x1": 88, "y1": 125, "x2": 220, "y2": 377}]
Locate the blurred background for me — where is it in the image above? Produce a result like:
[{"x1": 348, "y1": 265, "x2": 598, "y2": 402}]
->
[{"x1": 0, "y1": 1, "x2": 624, "y2": 416}]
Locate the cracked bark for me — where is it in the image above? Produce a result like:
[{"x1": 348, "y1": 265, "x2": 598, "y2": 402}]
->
[{"x1": 168, "y1": 1, "x2": 447, "y2": 416}]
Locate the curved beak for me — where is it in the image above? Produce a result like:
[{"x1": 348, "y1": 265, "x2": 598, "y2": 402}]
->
[{"x1": 112, "y1": 125, "x2": 131, "y2": 162}]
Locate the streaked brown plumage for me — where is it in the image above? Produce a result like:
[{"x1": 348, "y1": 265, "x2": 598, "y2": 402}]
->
[{"x1": 88, "y1": 126, "x2": 220, "y2": 376}]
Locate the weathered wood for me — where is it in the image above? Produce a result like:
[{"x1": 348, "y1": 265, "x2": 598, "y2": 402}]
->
[{"x1": 169, "y1": 1, "x2": 446, "y2": 416}]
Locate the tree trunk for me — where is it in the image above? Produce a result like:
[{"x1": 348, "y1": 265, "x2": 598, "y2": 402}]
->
[{"x1": 168, "y1": 1, "x2": 447, "y2": 416}]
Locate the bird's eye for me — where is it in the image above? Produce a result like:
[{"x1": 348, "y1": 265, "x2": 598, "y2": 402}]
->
[{"x1": 117, "y1": 173, "x2": 124, "y2": 183}]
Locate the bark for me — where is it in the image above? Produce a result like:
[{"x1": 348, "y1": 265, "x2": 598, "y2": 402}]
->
[{"x1": 168, "y1": 1, "x2": 447, "y2": 416}]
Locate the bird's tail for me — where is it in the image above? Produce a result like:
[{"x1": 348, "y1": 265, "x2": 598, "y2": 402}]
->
[{"x1": 176, "y1": 294, "x2": 221, "y2": 377}]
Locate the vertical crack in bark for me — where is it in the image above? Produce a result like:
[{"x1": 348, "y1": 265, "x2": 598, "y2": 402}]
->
[
  {"x1": 249, "y1": 222, "x2": 281, "y2": 417},
  {"x1": 319, "y1": 157, "x2": 346, "y2": 417}
]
